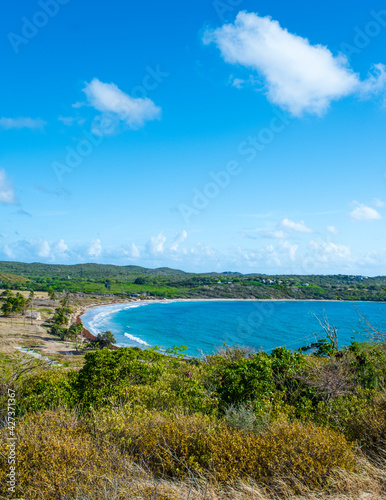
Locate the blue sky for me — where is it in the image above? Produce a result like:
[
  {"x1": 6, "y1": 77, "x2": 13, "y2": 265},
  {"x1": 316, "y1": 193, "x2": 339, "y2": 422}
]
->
[{"x1": 1, "y1": 0, "x2": 386, "y2": 274}]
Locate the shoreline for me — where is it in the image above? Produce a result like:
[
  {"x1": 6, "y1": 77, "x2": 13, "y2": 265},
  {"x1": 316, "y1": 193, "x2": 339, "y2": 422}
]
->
[{"x1": 76, "y1": 297, "x2": 385, "y2": 349}]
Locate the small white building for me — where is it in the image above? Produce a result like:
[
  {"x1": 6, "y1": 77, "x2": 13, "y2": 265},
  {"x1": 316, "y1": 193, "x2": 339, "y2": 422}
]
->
[{"x1": 26, "y1": 311, "x2": 41, "y2": 320}]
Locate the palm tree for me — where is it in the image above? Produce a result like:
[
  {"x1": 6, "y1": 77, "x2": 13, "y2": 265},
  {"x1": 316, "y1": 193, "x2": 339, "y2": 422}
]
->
[
  {"x1": 53, "y1": 309, "x2": 68, "y2": 326},
  {"x1": 1, "y1": 300, "x2": 13, "y2": 316},
  {"x1": 59, "y1": 291, "x2": 71, "y2": 308},
  {"x1": 28, "y1": 290, "x2": 34, "y2": 325}
]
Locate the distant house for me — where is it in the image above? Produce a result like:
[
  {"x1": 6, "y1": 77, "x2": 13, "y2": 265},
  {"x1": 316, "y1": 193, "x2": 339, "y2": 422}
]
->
[{"x1": 26, "y1": 311, "x2": 41, "y2": 320}]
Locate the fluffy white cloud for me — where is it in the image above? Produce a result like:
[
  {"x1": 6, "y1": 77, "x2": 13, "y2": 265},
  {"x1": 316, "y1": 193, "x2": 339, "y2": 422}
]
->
[
  {"x1": 105, "y1": 243, "x2": 140, "y2": 260},
  {"x1": 280, "y1": 240, "x2": 298, "y2": 261},
  {"x1": 359, "y1": 63, "x2": 386, "y2": 99},
  {"x1": 52, "y1": 239, "x2": 69, "y2": 255},
  {"x1": 87, "y1": 239, "x2": 102, "y2": 258},
  {"x1": 280, "y1": 218, "x2": 313, "y2": 233},
  {"x1": 128, "y1": 243, "x2": 140, "y2": 258},
  {"x1": 169, "y1": 230, "x2": 188, "y2": 251},
  {"x1": 145, "y1": 231, "x2": 190, "y2": 257},
  {"x1": 0, "y1": 117, "x2": 46, "y2": 130},
  {"x1": 3, "y1": 238, "x2": 69, "y2": 261},
  {"x1": 327, "y1": 225, "x2": 339, "y2": 234},
  {"x1": 308, "y1": 240, "x2": 351, "y2": 263},
  {"x1": 237, "y1": 244, "x2": 282, "y2": 268},
  {"x1": 204, "y1": 12, "x2": 386, "y2": 116},
  {"x1": 146, "y1": 233, "x2": 167, "y2": 256},
  {"x1": 0, "y1": 169, "x2": 16, "y2": 204},
  {"x1": 83, "y1": 78, "x2": 161, "y2": 130},
  {"x1": 349, "y1": 203, "x2": 382, "y2": 221}
]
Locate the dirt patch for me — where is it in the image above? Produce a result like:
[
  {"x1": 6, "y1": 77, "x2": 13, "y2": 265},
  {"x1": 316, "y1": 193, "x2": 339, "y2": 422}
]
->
[{"x1": 0, "y1": 294, "x2": 132, "y2": 356}]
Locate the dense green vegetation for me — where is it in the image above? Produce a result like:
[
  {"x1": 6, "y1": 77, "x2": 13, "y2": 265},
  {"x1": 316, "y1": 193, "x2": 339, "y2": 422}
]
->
[
  {"x1": 0, "y1": 289, "x2": 30, "y2": 316},
  {"x1": 0, "y1": 336, "x2": 385, "y2": 498},
  {"x1": 1, "y1": 261, "x2": 386, "y2": 301}
]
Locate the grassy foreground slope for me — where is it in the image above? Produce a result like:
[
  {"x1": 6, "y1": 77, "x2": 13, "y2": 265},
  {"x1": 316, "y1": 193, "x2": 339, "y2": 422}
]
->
[{"x1": 0, "y1": 337, "x2": 385, "y2": 499}]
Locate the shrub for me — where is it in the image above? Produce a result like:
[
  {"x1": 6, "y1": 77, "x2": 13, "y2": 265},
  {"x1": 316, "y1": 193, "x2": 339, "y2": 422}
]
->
[
  {"x1": 91, "y1": 409, "x2": 357, "y2": 488},
  {"x1": 75, "y1": 347, "x2": 166, "y2": 408},
  {"x1": 18, "y1": 369, "x2": 78, "y2": 414},
  {"x1": 95, "y1": 330, "x2": 116, "y2": 348},
  {"x1": 344, "y1": 392, "x2": 386, "y2": 459},
  {"x1": 216, "y1": 352, "x2": 274, "y2": 407},
  {"x1": 124, "y1": 368, "x2": 219, "y2": 414},
  {"x1": 348, "y1": 341, "x2": 386, "y2": 390},
  {"x1": 252, "y1": 420, "x2": 357, "y2": 489},
  {"x1": 223, "y1": 403, "x2": 269, "y2": 433},
  {"x1": 0, "y1": 410, "x2": 127, "y2": 500}
]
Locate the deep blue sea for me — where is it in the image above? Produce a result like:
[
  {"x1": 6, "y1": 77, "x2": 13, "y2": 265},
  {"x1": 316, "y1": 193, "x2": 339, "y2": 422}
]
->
[{"x1": 81, "y1": 300, "x2": 386, "y2": 357}]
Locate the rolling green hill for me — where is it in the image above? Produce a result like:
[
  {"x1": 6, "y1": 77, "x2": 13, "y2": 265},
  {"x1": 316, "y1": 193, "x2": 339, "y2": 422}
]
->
[
  {"x1": 0, "y1": 261, "x2": 385, "y2": 301},
  {"x1": 0, "y1": 261, "x2": 187, "y2": 279}
]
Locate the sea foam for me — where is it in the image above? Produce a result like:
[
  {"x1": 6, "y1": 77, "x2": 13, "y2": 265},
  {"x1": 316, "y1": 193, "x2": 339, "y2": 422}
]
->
[{"x1": 124, "y1": 332, "x2": 149, "y2": 346}]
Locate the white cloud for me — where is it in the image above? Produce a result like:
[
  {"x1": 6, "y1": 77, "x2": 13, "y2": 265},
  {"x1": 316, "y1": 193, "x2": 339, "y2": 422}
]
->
[
  {"x1": 0, "y1": 117, "x2": 46, "y2": 130},
  {"x1": 263, "y1": 230, "x2": 287, "y2": 239},
  {"x1": 373, "y1": 198, "x2": 385, "y2": 208},
  {"x1": 204, "y1": 11, "x2": 386, "y2": 116},
  {"x1": 230, "y1": 74, "x2": 261, "y2": 89},
  {"x1": 327, "y1": 225, "x2": 338, "y2": 234},
  {"x1": 52, "y1": 239, "x2": 69, "y2": 255},
  {"x1": 58, "y1": 116, "x2": 86, "y2": 127},
  {"x1": 232, "y1": 77, "x2": 246, "y2": 89},
  {"x1": 308, "y1": 240, "x2": 351, "y2": 263},
  {"x1": 105, "y1": 243, "x2": 140, "y2": 260},
  {"x1": 169, "y1": 230, "x2": 188, "y2": 251},
  {"x1": 280, "y1": 240, "x2": 298, "y2": 261},
  {"x1": 146, "y1": 232, "x2": 167, "y2": 256},
  {"x1": 238, "y1": 244, "x2": 282, "y2": 268},
  {"x1": 129, "y1": 243, "x2": 140, "y2": 258},
  {"x1": 0, "y1": 170, "x2": 16, "y2": 204},
  {"x1": 3, "y1": 238, "x2": 69, "y2": 261},
  {"x1": 360, "y1": 63, "x2": 386, "y2": 99},
  {"x1": 82, "y1": 78, "x2": 161, "y2": 130},
  {"x1": 280, "y1": 218, "x2": 313, "y2": 233},
  {"x1": 349, "y1": 203, "x2": 382, "y2": 221},
  {"x1": 87, "y1": 239, "x2": 102, "y2": 258},
  {"x1": 36, "y1": 240, "x2": 51, "y2": 258}
]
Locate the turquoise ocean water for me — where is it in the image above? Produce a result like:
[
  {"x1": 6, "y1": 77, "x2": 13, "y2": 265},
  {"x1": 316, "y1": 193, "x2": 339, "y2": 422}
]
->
[{"x1": 81, "y1": 300, "x2": 386, "y2": 357}]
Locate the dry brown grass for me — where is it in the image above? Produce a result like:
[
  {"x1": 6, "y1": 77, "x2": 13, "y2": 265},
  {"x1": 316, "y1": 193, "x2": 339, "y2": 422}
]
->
[{"x1": 0, "y1": 409, "x2": 384, "y2": 500}]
